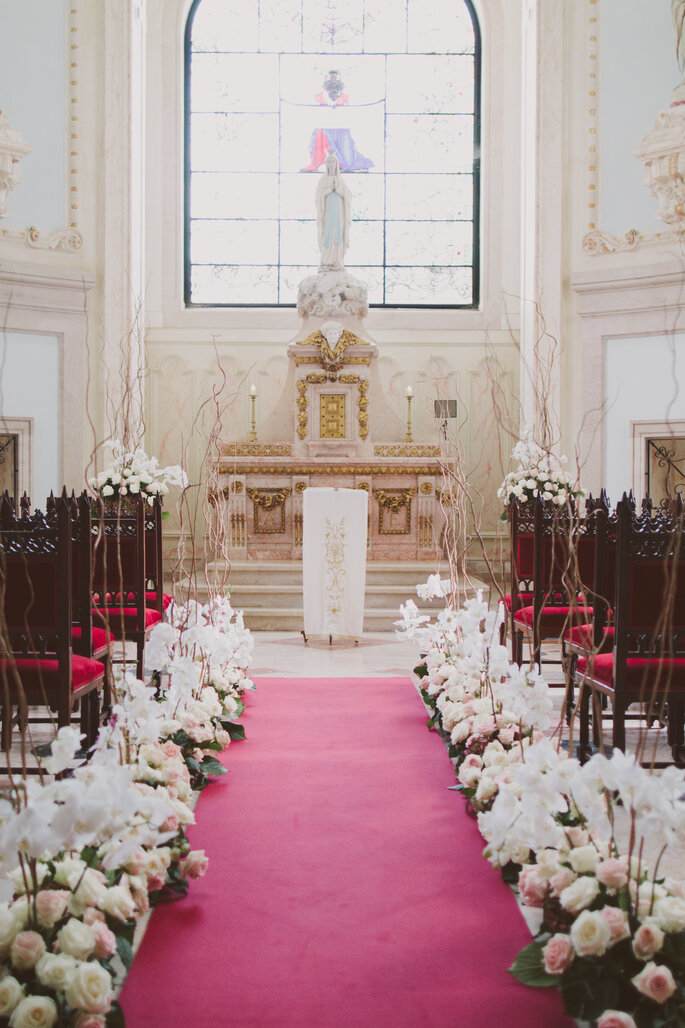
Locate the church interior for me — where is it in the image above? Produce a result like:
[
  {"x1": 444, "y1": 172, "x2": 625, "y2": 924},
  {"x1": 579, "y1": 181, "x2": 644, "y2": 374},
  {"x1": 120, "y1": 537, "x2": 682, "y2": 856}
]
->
[{"x1": 1, "y1": 2, "x2": 685, "y2": 1026}]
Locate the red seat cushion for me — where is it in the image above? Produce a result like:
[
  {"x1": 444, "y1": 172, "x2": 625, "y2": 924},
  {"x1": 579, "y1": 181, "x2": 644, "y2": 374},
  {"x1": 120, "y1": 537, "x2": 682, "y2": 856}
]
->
[
  {"x1": 145, "y1": 591, "x2": 173, "y2": 611},
  {"x1": 513, "y1": 606, "x2": 593, "y2": 631},
  {"x1": 72, "y1": 626, "x2": 114, "y2": 655},
  {"x1": 504, "y1": 592, "x2": 533, "y2": 611},
  {"x1": 577, "y1": 653, "x2": 685, "y2": 691},
  {"x1": 0, "y1": 655, "x2": 105, "y2": 695},
  {"x1": 563, "y1": 623, "x2": 615, "y2": 654},
  {"x1": 94, "y1": 607, "x2": 162, "y2": 636}
]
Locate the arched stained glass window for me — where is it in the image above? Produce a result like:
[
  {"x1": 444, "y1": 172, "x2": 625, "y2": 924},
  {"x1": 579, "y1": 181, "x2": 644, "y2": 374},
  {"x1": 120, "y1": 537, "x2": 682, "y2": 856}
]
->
[{"x1": 184, "y1": 0, "x2": 480, "y2": 308}]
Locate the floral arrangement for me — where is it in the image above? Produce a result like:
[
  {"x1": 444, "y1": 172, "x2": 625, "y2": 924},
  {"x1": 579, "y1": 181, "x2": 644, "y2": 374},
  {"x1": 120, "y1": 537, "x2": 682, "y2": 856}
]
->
[
  {"x1": 497, "y1": 436, "x2": 584, "y2": 519},
  {"x1": 398, "y1": 585, "x2": 685, "y2": 1028},
  {"x1": 0, "y1": 594, "x2": 254, "y2": 1027},
  {"x1": 88, "y1": 442, "x2": 188, "y2": 505}
]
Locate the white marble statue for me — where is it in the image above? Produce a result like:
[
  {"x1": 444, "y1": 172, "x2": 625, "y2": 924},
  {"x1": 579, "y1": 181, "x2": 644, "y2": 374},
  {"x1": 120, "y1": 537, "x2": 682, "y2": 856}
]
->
[{"x1": 316, "y1": 153, "x2": 352, "y2": 271}]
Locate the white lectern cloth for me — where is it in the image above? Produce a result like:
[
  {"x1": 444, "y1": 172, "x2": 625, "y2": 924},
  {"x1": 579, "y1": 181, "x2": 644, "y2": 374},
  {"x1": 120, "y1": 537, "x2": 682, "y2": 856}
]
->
[{"x1": 302, "y1": 487, "x2": 368, "y2": 638}]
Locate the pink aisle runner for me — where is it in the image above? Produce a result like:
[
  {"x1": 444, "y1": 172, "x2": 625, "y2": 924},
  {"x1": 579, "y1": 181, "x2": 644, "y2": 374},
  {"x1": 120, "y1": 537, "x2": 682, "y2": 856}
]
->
[{"x1": 121, "y1": 678, "x2": 572, "y2": 1027}]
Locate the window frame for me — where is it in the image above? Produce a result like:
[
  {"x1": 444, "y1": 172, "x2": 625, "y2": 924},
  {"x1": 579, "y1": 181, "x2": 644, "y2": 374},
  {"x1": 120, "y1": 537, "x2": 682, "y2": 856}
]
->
[{"x1": 182, "y1": 0, "x2": 482, "y2": 311}]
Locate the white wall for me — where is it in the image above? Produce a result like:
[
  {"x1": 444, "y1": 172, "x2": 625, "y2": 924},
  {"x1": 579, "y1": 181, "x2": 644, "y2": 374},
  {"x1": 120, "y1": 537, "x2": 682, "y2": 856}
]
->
[
  {"x1": 605, "y1": 332, "x2": 685, "y2": 502},
  {"x1": 0, "y1": 331, "x2": 60, "y2": 503},
  {"x1": 0, "y1": 0, "x2": 66, "y2": 229},
  {"x1": 600, "y1": 0, "x2": 680, "y2": 235}
]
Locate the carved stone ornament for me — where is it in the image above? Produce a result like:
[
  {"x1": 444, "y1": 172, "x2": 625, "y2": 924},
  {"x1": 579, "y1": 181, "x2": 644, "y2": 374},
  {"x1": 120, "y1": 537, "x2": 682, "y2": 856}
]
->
[
  {"x1": 634, "y1": 102, "x2": 685, "y2": 231},
  {"x1": 0, "y1": 109, "x2": 31, "y2": 219},
  {"x1": 297, "y1": 269, "x2": 369, "y2": 319}
]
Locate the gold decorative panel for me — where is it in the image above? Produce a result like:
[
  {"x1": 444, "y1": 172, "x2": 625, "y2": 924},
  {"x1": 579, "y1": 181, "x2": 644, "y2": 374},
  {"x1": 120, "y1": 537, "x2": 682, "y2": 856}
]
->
[
  {"x1": 374, "y1": 445, "x2": 441, "y2": 457},
  {"x1": 372, "y1": 487, "x2": 417, "y2": 535},
  {"x1": 247, "y1": 487, "x2": 292, "y2": 534},
  {"x1": 320, "y1": 394, "x2": 346, "y2": 439}
]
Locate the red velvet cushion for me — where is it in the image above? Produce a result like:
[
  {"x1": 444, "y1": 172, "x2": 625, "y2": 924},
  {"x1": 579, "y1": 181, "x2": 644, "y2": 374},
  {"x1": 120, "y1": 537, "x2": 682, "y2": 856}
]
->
[
  {"x1": 0, "y1": 655, "x2": 104, "y2": 695},
  {"x1": 563, "y1": 623, "x2": 615, "y2": 654},
  {"x1": 504, "y1": 592, "x2": 533, "y2": 611},
  {"x1": 94, "y1": 607, "x2": 162, "y2": 636},
  {"x1": 514, "y1": 605, "x2": 593, "y2": 631},
  {"x1": 72, "y1": 626, "x2": 114, "y2": 654},
  {"x1": 145, "y1": 591, "x2": 173, "y2": 611},
  {"x1": 577, "y1": 653, "x2": 685, "y2": 691}
]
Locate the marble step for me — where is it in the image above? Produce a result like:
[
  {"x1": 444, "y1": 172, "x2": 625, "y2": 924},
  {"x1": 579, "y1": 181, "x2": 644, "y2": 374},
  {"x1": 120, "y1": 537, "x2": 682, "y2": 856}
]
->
[
  {"x1": 227, "y1": 582, "x2": 445, "y2": 610},
  {"x1": 218, "y1": 560, "x2": 447, "y2": 587},
  {"x1": 235, "y1": 606, "x2": 423, "y2": 633}
]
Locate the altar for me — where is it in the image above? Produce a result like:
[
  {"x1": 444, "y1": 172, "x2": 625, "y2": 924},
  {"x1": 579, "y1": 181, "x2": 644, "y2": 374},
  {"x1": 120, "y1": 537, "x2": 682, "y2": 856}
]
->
[{"x1": 216, "y1": 155, "x2": 446, "y2": 562}]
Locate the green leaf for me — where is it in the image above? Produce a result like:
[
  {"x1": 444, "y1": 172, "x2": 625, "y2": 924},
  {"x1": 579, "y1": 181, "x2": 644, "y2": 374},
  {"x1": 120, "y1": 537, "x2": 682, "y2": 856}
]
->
[
  {"x1": 414, "y1": 663, "x2": 428, "y2": 679},
  {"x1": 508, "y1": 942, "x2": 557, "y2": 988},
  {"x1": 161, "y1": 510, "x2": 170, "y2": 521},
  {"x1": 185, "y1": 756, "x2": 201, "y2": 773},
  {"x1": 200, "y1": 755, "x2": 227, "y2": 777},
  {"x1": 107, "y1": 1001, "x2": 127, "y2": 1028},
  {"x1": 116, "y1": 935, "x2": 134, "y2": 971},
  {"x1": 227, "y1": 722, "x2": 246, "y2": 741}
]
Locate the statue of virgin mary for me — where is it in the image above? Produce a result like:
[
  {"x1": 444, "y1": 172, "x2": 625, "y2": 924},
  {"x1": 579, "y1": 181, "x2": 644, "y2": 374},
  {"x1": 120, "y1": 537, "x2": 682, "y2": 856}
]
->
[{"x1": 316, "y1": 153, "x2": 352, "y2": 271}]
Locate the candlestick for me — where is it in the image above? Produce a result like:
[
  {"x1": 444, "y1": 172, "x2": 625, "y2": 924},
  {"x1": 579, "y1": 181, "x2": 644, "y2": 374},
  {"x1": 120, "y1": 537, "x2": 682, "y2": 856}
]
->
[
  {"x1": 405, "y1": 387, "x2": 414, "y2": 443},
  {"x1": 249, "y1": 386, "x2": 257, "y2": 442}
]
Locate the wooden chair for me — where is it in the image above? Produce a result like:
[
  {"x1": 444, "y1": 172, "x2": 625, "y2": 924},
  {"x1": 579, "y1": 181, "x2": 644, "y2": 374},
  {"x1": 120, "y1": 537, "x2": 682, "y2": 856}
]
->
[
  {"x1": 91, "y1": 495, "x2": 163, "y2": 679},
  {"x1": 511, "y1": 495, "x2": 595, "y2": 668},
  {"x1": 144, "y1": 496, "x2": 172, "y2": 616},
  {"x1": 0, "y1": 498, "x2": 105, "y2": 755},
  {"x1": 575, "y1": 498, "x2": 685, "y2": 765},
  {"x1": 502, "y1": 499, "x2": 535, "y2": 658}
]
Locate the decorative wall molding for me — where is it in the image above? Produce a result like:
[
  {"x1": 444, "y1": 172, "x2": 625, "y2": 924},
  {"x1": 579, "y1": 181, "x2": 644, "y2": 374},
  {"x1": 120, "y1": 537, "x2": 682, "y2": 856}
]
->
[
  {"x1": 0, "y1": 6, "x2": 83, "y2": 252},
  {"x1": 0, "y1": 261, "x2": 95, "y2": 316}
]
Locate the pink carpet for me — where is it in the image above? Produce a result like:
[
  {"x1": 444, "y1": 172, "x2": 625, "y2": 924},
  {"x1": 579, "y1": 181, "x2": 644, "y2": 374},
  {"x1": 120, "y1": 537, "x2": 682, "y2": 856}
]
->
[{"x1": 121, "y1": 678, "x2": 572, "y2": 1027}]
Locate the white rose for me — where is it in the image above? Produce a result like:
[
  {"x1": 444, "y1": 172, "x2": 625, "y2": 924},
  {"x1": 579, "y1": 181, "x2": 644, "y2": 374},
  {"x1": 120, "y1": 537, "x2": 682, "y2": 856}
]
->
[
  {"x1": 145, "y1": 848, "x2": 171, "y2": 878},
  {"x1": 8, "y1": 995, "x2": 58, "y2": 1028},
  {"x1": 653, "y1": 896, "x2": 685, "y2": 934},
  {"x1": 568, "y1": 845, "x2": 599, "y2": 875},
  {"x1": 9, "y1": 898, "x2": 28, "y2": 930},
  {"x1": 0, "y1": 904, "x2": 20, "y2": 958},
  {"x1": 54, "y1": 858, "x2": 87, "y2": 887},
  {"x1": 450, "y1": 720, "x2": 472, "y2": 744},
  {"x1": 0, "y1": 975, "x2": 24, "y2": 1017},
  {"x1": 475, "y1": 775, "x2": 498, "y2": 805},
  {"x1": 98, "y1": 885, "x2": 136, "y2": 922},
  {"x1": 35, "y1": 952, "x2": 79, "y2": 990},
  {"x1": 570, "y1": 909, "x2": 612, "y2": 957},
  {"x1": 560, "y1": 876, "x2": 600, "y2": 914},
  {"x1": 68, "y1": 868, "x2": 108, "y2": 910},
  {"x1": 64, "y1": 961, "x2": 114, "y2": 1015},
  {"x1": 56, "y1": 918, "x2": 96, "y2": 961}
]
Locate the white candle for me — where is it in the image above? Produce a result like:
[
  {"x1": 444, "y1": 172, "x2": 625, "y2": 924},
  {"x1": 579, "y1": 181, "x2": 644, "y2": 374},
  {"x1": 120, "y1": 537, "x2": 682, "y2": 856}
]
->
[
  {"x1": 250, "y1": 384, "x2": 257, "y2": 396},
  {"x1": 406, "y1": 385, "x2": 413, "y2": 397}
]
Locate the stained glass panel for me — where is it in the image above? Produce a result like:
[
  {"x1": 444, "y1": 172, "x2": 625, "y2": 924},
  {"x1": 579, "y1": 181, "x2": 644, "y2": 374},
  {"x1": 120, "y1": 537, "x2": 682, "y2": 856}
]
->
[{"x1": 185, "y1": 0, "x2": 479, "y2": 306}]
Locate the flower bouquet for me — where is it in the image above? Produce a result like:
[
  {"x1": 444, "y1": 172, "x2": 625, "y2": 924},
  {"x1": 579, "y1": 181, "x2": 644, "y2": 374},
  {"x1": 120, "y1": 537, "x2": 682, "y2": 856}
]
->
[
  {"x1": 497, "y1": 437, "x2": 584, "y2": 521},
  {"x1": 89, "y1": 442, "x2": 188, "y2": 507}
]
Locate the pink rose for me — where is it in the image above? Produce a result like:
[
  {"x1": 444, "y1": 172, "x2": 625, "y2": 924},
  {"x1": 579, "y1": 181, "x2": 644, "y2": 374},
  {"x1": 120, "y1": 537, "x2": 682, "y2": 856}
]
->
[
  {"x1": 565, "y1": 826, "x2": 589, "y2": 847},
  {"x1": 498, "y1": 727, "x2": 515, "y2": 747},
  {"x1": 632, "y1": 922, "x2": 665, "y2": 961},
  {"x1": 161, "y1": 741, "x2": 182, "y2": 759},
  {"x1": 74, "y1": 1017, "x2": 107, "y2": 1028},
  {"x1": 183, "y1": 850, "x2": 209, "y2": 880},
  {"x1": 461, "y1": 701, "x2": 476, "y2": 717},
  {"x1": 461, "y1": 753, "x2": 483, "y2": 770},
  {"x1": 542, "y1": 933, "x2": 574, "y2": 975},
  {"x1": 596, "y1": 858, "x2": 629, "y2": 891},
  {"x1": 600, "y1": 906, "x2": 630, "y2": 946},
  {"x1": 10, "y1": 930, "x2": 46, "y2": 970},
  {"x1": 596, "y1": 1013, "x2": 637, "y2": 1028},
  {"x1": 550, "y1": 868, "x2": 576, "y2": 897},
  {"x1": 160, "y1": 815, "x2": 179, "y2": 833},
  {"x1": 83, "y1": 908, "x2": 106, "y2": 926},
  {"x1": 146, "y1": 874, "x2": 166, "y2": 893},
  {"x1": 458, "y1": 765, "x2": 481, "y2": 789},
  {"x1": 92, "y1": 920, "x2": 117, "y2": 960},
  {"x1": 34, "y1": 889, "x2": 69, "y2": 928},
  {"x1": 631, "y1": 962, "x2": 676, "y2": 1004},
  {"x1": 518, "y1": 866, "x2": 547, "y2": 908},
  {"x1": 125, "y1": 850, "x2": 147, "y2": 876}
]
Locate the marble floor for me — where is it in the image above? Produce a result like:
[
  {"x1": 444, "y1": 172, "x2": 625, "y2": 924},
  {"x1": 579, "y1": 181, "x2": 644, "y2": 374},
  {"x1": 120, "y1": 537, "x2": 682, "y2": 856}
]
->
[{"x1": 250, "y1": 630, "x2": 420, "y2": 678}]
